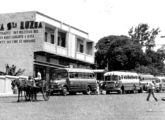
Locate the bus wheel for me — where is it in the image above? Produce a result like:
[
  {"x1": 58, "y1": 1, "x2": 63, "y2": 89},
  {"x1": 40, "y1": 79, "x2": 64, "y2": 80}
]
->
[
  {"x1": 118, "y1": 90, "x2": 122, "y2": 94},
  {"x1": 83, "y1": 86, "x2": 92, "y2": 95},
  {"x1": 132, "y1": 85, "x2": 136, "y2": 93},
  {"x1": 121, "y1": 86, "x2": 125, "y2": 94},
  {"x1": 62, "y1": 86, "x2": 68, "y2": 96},
  {"x1": 69, "y1": 92, "x2": 76, "y2": 95},
  {"x1": 138, "y1": 87, "x2": 143, "y2": 93},
  {"x1": 86, "y1": 86, "x2": 92, "y2": 95},
  {"x1": 106, "y1": 91, "x2": 110, "y2": 94}
]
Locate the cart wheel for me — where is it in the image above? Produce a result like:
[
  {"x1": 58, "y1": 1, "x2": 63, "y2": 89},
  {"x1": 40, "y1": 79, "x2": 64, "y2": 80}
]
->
[{"x1": 42, "y1": 81, "x2": 50, "y2": 101}]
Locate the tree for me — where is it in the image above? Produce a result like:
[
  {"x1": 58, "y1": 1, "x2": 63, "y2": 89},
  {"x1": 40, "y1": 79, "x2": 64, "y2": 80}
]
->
[
  {"x1": 95, "y1": 35, "x2": 144, "y2": 71},
  {"x1": 128, "y1": 23, "x2": 160, "y2": 50},
  {"x1": 5, "y1": 64, "x2": 25, "y2": 76}
]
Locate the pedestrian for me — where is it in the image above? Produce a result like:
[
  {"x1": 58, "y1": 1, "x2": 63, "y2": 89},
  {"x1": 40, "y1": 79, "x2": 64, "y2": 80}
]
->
[{"x1": 146, "y1": 80, "x2": 158, "y2": 102}]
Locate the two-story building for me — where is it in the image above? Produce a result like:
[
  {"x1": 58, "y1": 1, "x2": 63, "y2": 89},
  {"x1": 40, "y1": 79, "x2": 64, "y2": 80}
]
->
[{"x1": 0, "y1": 11, "x2": 95, "y2": 80}]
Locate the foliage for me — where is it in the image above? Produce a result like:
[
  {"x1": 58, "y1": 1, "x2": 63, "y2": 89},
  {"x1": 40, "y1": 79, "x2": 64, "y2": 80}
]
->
[
  {"x1": 5, "y1": 64, "x2": 25, "y2": 76},
  {"x1": 95, "y1": 23, "x2": 163, "y2": 76},
  {"x1": 95, "y1": 35, "x2": 144, "y2": 71},
  {"x1": 128, "y1": 23, "x2": 160, "y2": 50}
]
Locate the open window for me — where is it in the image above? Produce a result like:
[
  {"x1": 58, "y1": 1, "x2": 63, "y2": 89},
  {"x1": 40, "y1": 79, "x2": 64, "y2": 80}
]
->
[
  {"x1": 58, "y1": 30, "x2": 66, "y2": 47},
  {"x1": 45, "y1": 26, "x2": 55, "y2": 44},
  {"x1": 86, "y1": 41, "x2": 93, "y2": 55},
  {"x1": 77, "y1": 37, "x2": 84, "y2": 53}
]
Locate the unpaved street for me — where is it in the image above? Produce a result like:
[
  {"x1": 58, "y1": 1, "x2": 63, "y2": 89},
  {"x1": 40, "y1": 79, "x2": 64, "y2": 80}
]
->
[{"x1": 0, "y1": 93, "x2": 165, "y2": 120}]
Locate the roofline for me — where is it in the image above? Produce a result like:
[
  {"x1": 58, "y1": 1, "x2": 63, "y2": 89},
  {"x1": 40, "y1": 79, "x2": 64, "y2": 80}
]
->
[
  {"x1": 36, "y1": 11, "x2": 89, "y2": 35},
  {"x1": 56, "y1": 68, "x2": 94, "y2": 73}
]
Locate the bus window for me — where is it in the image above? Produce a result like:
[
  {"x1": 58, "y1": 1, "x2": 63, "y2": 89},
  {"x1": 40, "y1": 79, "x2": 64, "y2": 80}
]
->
[
  {"x1": 74, "y1": 73, "x2": 78, "y2": 78},
  {"x1": 70, "y1": 73, "x2": 74, "y2": 78},
  {"x1": 105, "y1": 76, "x2": 110, "y2": 81},
  {"x1": 112, "y1": 75, "x2": 118, "y2": 81}
]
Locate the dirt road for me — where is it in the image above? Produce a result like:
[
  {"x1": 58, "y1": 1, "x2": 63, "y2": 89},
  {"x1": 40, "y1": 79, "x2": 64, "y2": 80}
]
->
[{"x1": 0, "y1": 92, "x2": 165, "y2": 120}]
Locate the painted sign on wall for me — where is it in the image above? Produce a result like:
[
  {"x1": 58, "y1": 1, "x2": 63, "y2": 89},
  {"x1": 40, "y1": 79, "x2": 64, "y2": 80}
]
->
[{"x1": 0, "y1": 21, "x2": 43, "y2": 44}]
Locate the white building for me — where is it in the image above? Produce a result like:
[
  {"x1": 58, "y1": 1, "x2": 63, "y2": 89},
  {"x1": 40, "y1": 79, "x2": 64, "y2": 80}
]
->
[{"x1": 0, "y1": 11, "x2": 95, "y2": 81}]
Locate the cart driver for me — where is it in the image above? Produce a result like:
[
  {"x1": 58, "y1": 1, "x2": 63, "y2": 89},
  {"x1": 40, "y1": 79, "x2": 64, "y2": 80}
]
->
[
  {"x1": 35, "y1": 71, "x2": 42, "y2": 81},
  {"x1": 34, "y1": 71, "x2": 42, "y2": 86}
]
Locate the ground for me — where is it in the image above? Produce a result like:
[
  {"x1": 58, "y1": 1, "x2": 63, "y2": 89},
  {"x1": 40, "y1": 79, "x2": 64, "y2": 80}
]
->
[{"x1": 0, "y1": 92, "x2": 165, "y2": 120}]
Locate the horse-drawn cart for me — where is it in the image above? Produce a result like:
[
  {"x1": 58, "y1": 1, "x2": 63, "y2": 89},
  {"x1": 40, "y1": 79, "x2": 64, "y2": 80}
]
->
[
  {"x1": 36, "y1": 80, "x2": 50, "y2": 101},
  {"x1": 11, "y1": 78, "x2": 51, "y2": 102}
]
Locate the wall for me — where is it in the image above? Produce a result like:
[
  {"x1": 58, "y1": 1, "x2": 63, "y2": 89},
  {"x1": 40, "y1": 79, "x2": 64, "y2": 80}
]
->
[
  {"x1": 0, "y1": 75, "x2": 27, "y2": 95},
  {"x1": 0, "y1": 11, "x2": 44, "y2": 76}
]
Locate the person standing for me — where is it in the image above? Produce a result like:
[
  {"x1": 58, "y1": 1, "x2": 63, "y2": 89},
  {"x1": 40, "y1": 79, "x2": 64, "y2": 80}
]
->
[{"x1": 146, "y1": 80, "x2": 158, "y2": 101}]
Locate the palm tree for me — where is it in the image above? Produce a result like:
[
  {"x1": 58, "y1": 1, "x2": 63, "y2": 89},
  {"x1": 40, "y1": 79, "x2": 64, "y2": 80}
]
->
[{"x1": 5, "y1": 64, "x2": 25, "y2": 76}]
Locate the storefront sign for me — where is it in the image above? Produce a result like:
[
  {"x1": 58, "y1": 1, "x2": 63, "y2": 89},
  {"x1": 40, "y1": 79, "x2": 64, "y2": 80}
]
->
[
  {"x1": 0, "y1": 21, "x2": 43, "y2": 44},
  {"x1": 0, "y1": 21, "x2": 42, "y2": 31}
]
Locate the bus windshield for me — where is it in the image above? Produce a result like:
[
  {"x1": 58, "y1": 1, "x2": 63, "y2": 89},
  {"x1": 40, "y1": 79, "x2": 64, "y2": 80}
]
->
[
  {"x1": 105, "y1": 75, "x2": 119, "y2": 81},
  {"x1": 52, "y1": 69, "x2": 68, "y2": 80}
]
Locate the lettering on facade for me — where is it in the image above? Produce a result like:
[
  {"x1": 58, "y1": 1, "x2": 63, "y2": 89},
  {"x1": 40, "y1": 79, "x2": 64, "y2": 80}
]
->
[
  {"x1": 0, "y1": 21, "x2": 42, "y2": 31},
  {"x1": 0, "y1": 21, "x2": 42, "y2": 44}
]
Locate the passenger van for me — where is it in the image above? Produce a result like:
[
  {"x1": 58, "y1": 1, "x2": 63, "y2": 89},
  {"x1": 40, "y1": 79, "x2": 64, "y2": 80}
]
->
[
  {"x1": 50, "y1": 68, "x2": 97, "y2": 96},
  {"x1": 104, "y1": 71, "x2": 141, "y2": 94}
]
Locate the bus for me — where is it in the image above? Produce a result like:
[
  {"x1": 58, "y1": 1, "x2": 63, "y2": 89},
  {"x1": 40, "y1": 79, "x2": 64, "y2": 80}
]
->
[
  {"x1": 104, "y1": 71, "x2": 141, "y2": 94},
  {"x1": 155, "y1": 76, "x2": 165, "y2": 92},
  {"x1": 93, "y1": 69, "x2": 106, "y2": 94},
  {"x1": 50, "y1": 68, "x2": 97, "y2": 96},
  {"x1": 139, "y1": 74, "x2": 156, "y2": 91}
]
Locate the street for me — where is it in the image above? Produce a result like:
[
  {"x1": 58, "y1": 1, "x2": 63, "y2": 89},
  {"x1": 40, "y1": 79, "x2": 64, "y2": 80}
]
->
[{"x1": 0, "y1": 92, "x2": 165, "y2": 120}]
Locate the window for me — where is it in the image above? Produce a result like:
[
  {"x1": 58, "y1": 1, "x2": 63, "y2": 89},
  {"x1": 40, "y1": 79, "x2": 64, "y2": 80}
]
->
[
  {"x1": 45, "y1": 32, "x2": 48, "y2": 42},
  {"x1": 86, "y1": 42, "x2": 93, "y2": 55},
  {"x1": 51, "y1": 34, "x2": 54, "y2": 44},
  {"x1": 58, "y1": 31, "x2": 66, "y2": 47},
  {"x1": 80, "y1": 44, "x2": 84, "y2": 53},
  {"x1": 77, "y1": 38, "x2": 84, "y2": 53}
]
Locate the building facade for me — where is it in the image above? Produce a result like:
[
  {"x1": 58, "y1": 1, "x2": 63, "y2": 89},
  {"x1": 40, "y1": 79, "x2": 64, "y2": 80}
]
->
[{"x1": 0, "y1": 11, "x2": 95, "y2": 80}]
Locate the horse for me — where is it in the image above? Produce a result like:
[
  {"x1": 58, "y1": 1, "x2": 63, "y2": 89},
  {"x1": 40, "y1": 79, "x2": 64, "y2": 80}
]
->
[{"x1": 11, "y1": 78, "x2": 36, "y2": 102}]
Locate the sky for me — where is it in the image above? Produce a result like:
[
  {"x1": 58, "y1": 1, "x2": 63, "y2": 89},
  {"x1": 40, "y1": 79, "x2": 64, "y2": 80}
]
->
[{"x1": 0, "y1": 0, "x2": 165, "y2": 49}]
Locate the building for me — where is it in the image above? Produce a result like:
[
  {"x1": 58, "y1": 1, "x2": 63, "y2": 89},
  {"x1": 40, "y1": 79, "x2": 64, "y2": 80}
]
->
[{"x1": 0, "y1": 11, "x2": 95, "y2": 80}]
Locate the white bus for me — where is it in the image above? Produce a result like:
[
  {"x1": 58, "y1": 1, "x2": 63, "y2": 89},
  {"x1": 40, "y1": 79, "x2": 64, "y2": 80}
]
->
[
  {"x1": 50, "y1": 68, "x2": 97, "y2": 96},
  {"x1": 104, "y1": 71, "x2": 141, "y2": 94},
  {"x1": 155, "y1": 76, "x2": 165, "y2": 92},
  {"x1": 139, "y1": 74, "x2": 156, "y2": 91}
]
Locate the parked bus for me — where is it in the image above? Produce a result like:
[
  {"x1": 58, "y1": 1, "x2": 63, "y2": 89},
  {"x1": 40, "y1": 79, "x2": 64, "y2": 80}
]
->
[
  {"x1": 139, "y1": 74, "x2": 156, "y2": 91},
  {"x1": 50, "y1": 68, "x2": 97, "y2": 96},
  {"x1": 104, "y1": 71, "x2": 141, "y2": 94},
  {"x1": 155, "y1": 76, "x2": 165, "y2": 92},
  {"x1": 93, "y1": 69, "x2": 106, "y2": 94}
]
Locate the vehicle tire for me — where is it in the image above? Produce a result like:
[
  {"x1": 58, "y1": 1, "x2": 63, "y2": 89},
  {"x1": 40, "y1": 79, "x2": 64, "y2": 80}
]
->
[
  {"x1": 106, "y1": 91, "x2": 110, "y2": 94},
  {"x1": 62, "y1": 86, "x2": 69, "y2": 96},
  {"x1": 138, "y1": 87, "x2": 143, "y2": 93},
  {"x1": 132, "y1": 85, "x2": 136, "y2": 94},
  {"x1": 121, "y1": 86, "x2": 125, "y2": 94},
  {"x1": 69, "y1": 91, "x2": 76, "y2": 95},
  {"x1": 118, "y1": 90, "x2": 122, "y2": 94},
  {"x1": 42, "y1": 81, "x2": 50, "y2": 101},
  {"x1": 83, "y1": 86, "x2": 92, "y2": 95}
]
